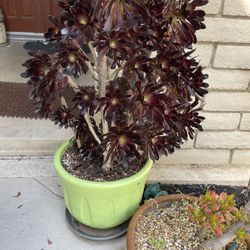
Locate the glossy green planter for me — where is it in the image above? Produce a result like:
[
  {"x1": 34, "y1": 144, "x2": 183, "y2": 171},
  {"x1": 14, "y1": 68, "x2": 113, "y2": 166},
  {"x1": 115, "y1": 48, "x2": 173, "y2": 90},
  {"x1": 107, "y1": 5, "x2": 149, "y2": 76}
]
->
[{"x1": 54, "y1": 141, "x2": 153, "y2": 229}]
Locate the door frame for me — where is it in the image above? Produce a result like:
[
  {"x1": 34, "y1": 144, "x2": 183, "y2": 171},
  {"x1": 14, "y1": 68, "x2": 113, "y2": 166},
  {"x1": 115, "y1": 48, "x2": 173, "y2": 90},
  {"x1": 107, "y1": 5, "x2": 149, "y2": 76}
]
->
[
  {"x1": 0, "y1": 0, "x2": 60, "y2": 33},
  {"x1": 7, "y1": 31, "x2": 44, "y2": 42}
]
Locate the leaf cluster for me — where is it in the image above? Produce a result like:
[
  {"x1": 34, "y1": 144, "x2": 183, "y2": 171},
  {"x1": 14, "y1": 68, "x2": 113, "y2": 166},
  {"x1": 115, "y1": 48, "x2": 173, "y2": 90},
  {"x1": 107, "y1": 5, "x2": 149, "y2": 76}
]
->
[
  {"x1": 148, "y1": 237, "x2": 166, "y2": 250},
  {"x1": 22, "y1": 0, "x2": 209, "y2": 169},
  {"x1": 189, "y1": 191, "x2": 245, "y2": 238}
]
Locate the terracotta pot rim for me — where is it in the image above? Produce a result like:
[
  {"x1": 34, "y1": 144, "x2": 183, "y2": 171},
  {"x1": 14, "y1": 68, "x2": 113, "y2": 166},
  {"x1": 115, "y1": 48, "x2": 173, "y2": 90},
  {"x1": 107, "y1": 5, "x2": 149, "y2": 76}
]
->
[
  {"x1": 126, "y1": 194, "x2": 195, "y2": 250},
  {"x1": 127, "y1": 194, "x2": 250, "y2": 250}
]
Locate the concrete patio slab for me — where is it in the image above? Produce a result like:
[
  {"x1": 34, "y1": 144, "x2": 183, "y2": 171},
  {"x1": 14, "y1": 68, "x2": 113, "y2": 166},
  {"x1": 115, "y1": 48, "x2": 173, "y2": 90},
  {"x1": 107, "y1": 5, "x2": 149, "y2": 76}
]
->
[
  {"x1": 0, "y1": 158, "x2": 56, "y2": 177},
  {"x1": 0, "y1": 117, "x2": 73, "y2": 156},
  {"x1": 0, "y1": 43, "x2": 27, "y2": 83},
  {"x1": 0, "y1": 117, "x2": 73, "y2": 138},
  {"x1": 0, "y1": 178, "x2": 126, "y2": 250},
  {"x1": 0, "y1": 158, "x2": 248, "y2": 188},
  {"x1": 35, "y1": 176, "x2": 63, "y2": 197}
]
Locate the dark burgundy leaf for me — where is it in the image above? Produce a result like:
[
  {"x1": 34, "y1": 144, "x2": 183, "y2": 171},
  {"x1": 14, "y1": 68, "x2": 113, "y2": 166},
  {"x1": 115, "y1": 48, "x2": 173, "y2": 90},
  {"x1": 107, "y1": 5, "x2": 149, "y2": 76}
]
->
[{"x1": 22, "y1": 0, "x2": 209, "y2": 169}]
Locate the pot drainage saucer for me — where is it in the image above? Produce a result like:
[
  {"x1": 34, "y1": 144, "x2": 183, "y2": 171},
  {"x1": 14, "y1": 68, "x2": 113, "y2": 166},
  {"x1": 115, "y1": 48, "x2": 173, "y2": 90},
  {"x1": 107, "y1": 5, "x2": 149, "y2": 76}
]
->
[{"x1": 65, "y1": 208, "x2": 129, "y2": 241}]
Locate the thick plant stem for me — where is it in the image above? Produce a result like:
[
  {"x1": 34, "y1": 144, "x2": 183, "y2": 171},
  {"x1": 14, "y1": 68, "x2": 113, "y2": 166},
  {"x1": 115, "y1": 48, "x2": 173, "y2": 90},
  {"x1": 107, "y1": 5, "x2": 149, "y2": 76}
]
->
[
  {"x1": 60, "y1": 96, "x2": 82, "y2": 148},
  {"x1": 60, "y1": 96, "x2": 68, "y2": 107},
  {"x1": 97, "y1": 55, "x2": 108, "y2": 136},
  {"x1": 88, "y1": 42, "x2": 97, "y2": 64},
  {"x1": 97, "y1": 55, "x2": 107, "y2": 97},
  {"x1": 67, "y1": 76, "x2": 80, "y2": 91},
  {"x1": 67, "y1": 76, "x2": 101, "y2": 146},
  {"x1": 79, "y1": 47, "x2": 99, "y2": 89},
  {"x1": 85, "y1": 60, "x2": 99, "y2": 85},
  {"x1": 83, "y1": 113, "x2": 101, "y2": 144},
  {"x1": 98, "y1": 55, "x2": 112, "y2": 171},
  {"x1": 110, "y1": 67, "x2": 122, "y2": 80}
]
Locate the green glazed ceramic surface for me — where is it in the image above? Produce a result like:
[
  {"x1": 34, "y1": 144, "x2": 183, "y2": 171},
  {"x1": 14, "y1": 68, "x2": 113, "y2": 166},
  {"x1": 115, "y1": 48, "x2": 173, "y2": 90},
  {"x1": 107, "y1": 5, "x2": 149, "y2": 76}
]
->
[{"x1": 54, "y1": 141, "x2": 153, "y2": 229}]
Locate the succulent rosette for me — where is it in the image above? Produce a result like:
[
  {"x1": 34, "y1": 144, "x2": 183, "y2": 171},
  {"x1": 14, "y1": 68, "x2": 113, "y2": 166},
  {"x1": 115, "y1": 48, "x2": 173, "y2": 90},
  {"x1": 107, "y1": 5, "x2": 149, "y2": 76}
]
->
[
  {"x1": 102, "y1": 123, "x2": 144, "y2": 163},
  {"x1": 53, "y1": 106, "x2": 74, "y2": 128},
  {"x1": 95, "y1": 31, "x2": 136, "y2": 68},
  {"x1": 72, "y1": 86, "x2": 98, "y2": 116},
  {"x1": 92, "y1": 0, "x2": 149, "y2": 32},
  {"x1": 22, "y1": 52, "x2": 53, "y2": 83},
  {"x1": 58, "y1": 40, "x2": 89, "y2": 77}
]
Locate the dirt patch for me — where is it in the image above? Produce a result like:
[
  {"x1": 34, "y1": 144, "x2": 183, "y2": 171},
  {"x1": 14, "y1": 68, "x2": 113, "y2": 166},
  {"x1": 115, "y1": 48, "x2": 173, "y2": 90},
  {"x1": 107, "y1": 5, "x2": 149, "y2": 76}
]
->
[
  {"x1": 61, "y1": 143, "x2": 146, "y2": 182},
  {"x1": 160, "y1": 184, "x2": 249, "y2": 208}
]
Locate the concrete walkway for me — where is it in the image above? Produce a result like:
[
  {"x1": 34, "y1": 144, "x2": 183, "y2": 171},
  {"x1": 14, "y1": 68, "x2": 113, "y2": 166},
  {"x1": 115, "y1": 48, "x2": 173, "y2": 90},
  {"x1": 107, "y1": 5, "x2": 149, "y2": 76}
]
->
[
  {"x1": 0, "y1": 43, "x2": 27, "y2": 83},
  {"x1": 0, "y1": 178, "x2": 126, "y2": 250},
  {"x1": 0, "y1": 159, "x2": 248, "y2": 250}
]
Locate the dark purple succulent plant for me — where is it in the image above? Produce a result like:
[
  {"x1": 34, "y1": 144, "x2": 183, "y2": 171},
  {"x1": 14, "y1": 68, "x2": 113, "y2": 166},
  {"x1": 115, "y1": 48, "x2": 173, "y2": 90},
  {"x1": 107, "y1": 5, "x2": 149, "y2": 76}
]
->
[{"x1": 22, "y1": 0, "x2": 209, "y2": 171}]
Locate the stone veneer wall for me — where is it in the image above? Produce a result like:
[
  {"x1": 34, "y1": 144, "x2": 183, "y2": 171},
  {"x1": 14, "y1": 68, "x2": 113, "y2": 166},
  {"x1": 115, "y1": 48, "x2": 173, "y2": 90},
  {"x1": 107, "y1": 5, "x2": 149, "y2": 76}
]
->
[{"x1": 156, "y1": 0, "x2": 250, "y2": 169}]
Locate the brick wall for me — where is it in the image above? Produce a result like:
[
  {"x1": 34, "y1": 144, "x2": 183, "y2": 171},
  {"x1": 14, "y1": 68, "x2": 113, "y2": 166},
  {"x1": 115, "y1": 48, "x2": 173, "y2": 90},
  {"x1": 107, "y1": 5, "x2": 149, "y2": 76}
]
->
[{"x1": 157, "y1": 0, "x2": 250, "y2": 168}]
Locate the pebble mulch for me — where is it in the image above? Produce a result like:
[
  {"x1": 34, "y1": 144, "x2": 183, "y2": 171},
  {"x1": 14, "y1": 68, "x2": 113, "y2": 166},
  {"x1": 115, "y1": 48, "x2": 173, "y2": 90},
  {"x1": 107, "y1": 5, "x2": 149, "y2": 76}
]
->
[
  {"x1": 135, "y1": 199, "x2": 202, "y2": 250},
  {"x1": 135, "y1": 199, "x2": 248, "y2": 250}
]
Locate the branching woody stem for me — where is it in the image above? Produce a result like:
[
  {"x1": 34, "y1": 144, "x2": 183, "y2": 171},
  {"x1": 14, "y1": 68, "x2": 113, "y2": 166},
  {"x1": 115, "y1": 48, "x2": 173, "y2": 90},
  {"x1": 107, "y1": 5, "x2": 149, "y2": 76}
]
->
[
  {"x1": 60, "y1": 96, "x2": 82, "y2": 148},
  {"x1": 60, "y1": 96, "x2": 68, "y2": 107},
  {"x1": 97, "y1": 55, "x2": 108, "y2": 133},
  {"x1": 78, "y1": 47, "x2": 99, "y2": 89},
  {"x1": 97, "y1": 55, "x2": 112, "y2": 171},
  {"x1": 67, "y1": 76, "x2": 80, "y2": 90},
  {"x1": 88, "y1": 42, "x2": 97, "y2": 64},
  {"x1": 67, "y1": 76, "x2": 101, "y2": 146},
  {"x1": 110, "y1": 67, "x2": 122, "y2": 80},
  {"x1": 83, "y1": 113, "x2": 101, "y2": 144},
  {"x1": 85, "y1": 61, "x2": 99, "y2": 82}
]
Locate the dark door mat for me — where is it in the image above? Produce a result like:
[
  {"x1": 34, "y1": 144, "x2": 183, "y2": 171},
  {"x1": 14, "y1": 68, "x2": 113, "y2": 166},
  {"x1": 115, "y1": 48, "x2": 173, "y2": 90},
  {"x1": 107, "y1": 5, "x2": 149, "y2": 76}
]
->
[
  {"x1": 23, "y1": 41, "x2": 59, "y2": 54},
  {"x1": 160, "y1": 183, "x2": 249, "y2": 208},
  {"x1": 23, "y1": 41, "x2": 90, "y2": 54},
  {"x1": 0, "y1": 81, "x2": 73, "y2": 119}
]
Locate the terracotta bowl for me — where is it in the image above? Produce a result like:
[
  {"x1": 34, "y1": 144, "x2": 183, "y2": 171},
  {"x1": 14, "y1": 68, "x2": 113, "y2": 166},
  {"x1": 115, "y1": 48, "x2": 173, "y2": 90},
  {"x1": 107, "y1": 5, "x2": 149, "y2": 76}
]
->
[
  {"x1": 246, "y1": 234, "x2": 250, "y2": 249},
  {"x1": 126, "y1": 194, "x2": 250, "y2": 250},
  {"x1": 127, "y1": 194, "x2": 194, "y2": 250}
]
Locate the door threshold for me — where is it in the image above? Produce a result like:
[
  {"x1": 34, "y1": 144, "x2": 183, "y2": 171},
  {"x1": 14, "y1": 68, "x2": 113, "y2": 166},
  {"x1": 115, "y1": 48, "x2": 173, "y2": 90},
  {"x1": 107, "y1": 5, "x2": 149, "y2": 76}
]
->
[{"x1": 7, "y1": 32, "x2": 44, "y2": 42}]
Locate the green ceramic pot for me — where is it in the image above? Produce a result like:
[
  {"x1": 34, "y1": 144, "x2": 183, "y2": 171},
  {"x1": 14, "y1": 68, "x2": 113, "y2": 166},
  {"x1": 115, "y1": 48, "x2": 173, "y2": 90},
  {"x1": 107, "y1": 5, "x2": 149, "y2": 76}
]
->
[{"x1": 54, "y1": 141, "x2": 153, "y2": 229}]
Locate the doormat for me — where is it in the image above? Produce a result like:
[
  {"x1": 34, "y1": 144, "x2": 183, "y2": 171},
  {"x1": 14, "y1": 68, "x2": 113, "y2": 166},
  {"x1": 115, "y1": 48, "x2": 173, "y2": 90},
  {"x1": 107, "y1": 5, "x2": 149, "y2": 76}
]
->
[
  {"x1": 0, "y1": 81, "x2": 74, "y2": 120},
  {"x1": 23, "y1": 41, "x2": 59, "y2": 54},
  {"x1": 23, "y1": 41, "x2": 90, "y2": 55}
]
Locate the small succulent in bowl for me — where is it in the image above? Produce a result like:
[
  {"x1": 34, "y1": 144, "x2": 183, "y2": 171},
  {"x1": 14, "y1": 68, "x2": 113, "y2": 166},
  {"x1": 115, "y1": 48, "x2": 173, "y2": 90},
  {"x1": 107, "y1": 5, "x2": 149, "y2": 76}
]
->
[{"x1": 190, "y1": 191, "x2": 249, "y2": 250}]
